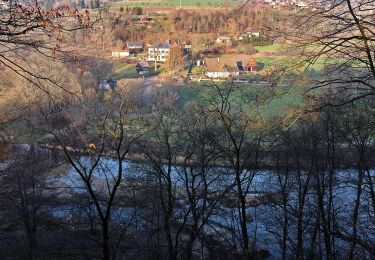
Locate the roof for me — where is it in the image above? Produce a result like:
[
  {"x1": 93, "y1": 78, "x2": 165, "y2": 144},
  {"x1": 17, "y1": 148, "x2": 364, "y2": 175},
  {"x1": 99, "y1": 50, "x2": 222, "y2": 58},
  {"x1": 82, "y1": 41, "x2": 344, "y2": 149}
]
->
[
  {"x1": 204, "y1": 56, "x2": 258, "y2": 72},
  {"x1": 127, "y1": 42, "x2": 144, "y2": 47},
  {"x1": 137, "y1": 60, "x2": 150, "y2": 68},
  {"x1": 246, "y1": 28, "x2": 259, "y2": 33},
  {"x1": 296, "y1": 1, "x2": 308, "y2": 7},
  {"x1": 246, "y1": 58, "x2": 258, "y2": 67},
  {"x1": 150, "y1": 43, "x2": 172, "y2": 49},
  {"x1": 217, "y1": 36, "x2": 231, "y2": 39}
]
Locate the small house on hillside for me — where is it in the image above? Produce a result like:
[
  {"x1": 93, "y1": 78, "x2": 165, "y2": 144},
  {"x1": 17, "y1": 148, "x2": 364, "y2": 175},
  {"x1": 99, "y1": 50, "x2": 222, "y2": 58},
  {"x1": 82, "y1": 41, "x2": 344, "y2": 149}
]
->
[
  {"x1": 147, "y1": 43, "x2": 172, "y2": 62},
  {"x1": 176, "y1": 40, "x2": 192, "y2": 52},
  {"x1": 136, "y1": 61, "x2": 151, "y2": 74},
  {"x1": 239, "y1": 28, "x2": 261, "y2": 40},
  {"x1": 203, "y1": 56, "x2": 258, "y2": 78},
  {"x1": 296, "y1": 1, "x2": 309, "y2": 8},
  {"x1": 248, "y1": 28, "x2": 260, "y2": 37},
  {"x1": 127, "y1": 42, "x2": 144, "y2": 52},
  {"x1": 216, "y1": 36, "x2": 232, "y2": 44},
  {"x1": 183, "y1": 40, "x2": 192, "y2": 50},
  {"x1": 111, "y1": 50, "x2": 130, "y2": 58},
  {"x1": 245, "y1": 59, "x2": 259, "y2": 71}
]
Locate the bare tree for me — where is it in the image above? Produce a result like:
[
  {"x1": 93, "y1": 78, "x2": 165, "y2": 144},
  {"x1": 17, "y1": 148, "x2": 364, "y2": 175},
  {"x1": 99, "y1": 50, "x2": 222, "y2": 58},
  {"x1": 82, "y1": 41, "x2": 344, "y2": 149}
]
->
[
  {"x1": 0, "y1": 0, "x2": 100, "y2": 97},
  {"x1": 178, "y1": 101, "x2": 235, "y2": 260},
  {"x1": 0, "y1": 144, "x2": 58, "y2": 259},
  {"x1": 206, "y1": 84, "x2": 267, "y2": 258},
  {"x1": 139, "y1": 90, "x2": 182, "y2": 260},
  {"x1": 334, "y1": 101, "x2": 375, "y2": 257},
  {"x1": 284, "y1": 0, "x2": 375, "y2": 105},
  {"x1": 46, "y1": 86, "x2": 145, "y2": 260}
]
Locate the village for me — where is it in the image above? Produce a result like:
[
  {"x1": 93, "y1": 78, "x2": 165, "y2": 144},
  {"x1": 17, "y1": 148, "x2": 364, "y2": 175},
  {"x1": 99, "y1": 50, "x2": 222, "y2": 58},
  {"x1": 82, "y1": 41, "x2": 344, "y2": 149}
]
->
[
  {"x1": 77, "y1": 0, "x2": 320, "y2": 91},
  {"x1": 0, "y1": 0, "x2": 319, "y2": 91},
  {"x1": 99, "y1": 26, "x2": 278, "y2": 90}
]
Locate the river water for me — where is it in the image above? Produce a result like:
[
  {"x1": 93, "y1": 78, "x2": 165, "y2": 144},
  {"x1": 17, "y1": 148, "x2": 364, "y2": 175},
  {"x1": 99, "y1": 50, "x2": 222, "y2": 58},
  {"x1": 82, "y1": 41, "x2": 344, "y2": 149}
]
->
[{"x1": 1, "y1": 143, "x2": 374, "y2": 258}]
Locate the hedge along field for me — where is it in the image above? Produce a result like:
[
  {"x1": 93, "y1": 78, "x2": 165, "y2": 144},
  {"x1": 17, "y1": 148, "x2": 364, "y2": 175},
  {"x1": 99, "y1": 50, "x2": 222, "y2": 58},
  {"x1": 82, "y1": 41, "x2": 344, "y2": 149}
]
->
[{"x1": 112, "y1": 0, "x2": 237, "y2": 8}]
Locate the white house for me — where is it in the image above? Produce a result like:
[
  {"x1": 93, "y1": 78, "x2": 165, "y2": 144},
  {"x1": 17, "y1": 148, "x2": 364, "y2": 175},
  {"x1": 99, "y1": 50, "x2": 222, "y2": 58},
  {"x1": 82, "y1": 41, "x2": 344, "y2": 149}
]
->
[
  {"x1": 147, "y1": 43, "x2": 172, "y2": 62},
  {"x1": 127, "y1": 42, "x2": 144, "y2": 51},
  {"x1": 248, "y1": 28, "x2": 260, "y2": 38},
  {"x1": 296, "y1": 1, "x2": 309, "y2": 8},
  {"x1": 203, "y1": 56, "x2": 258, "y2": 78},
  {"x1": 204, "y1": 57, "x2": 233, "y2": 78},
  {"x1": 111, "y1": 50, "x2": 130, "y2": 58},
  {"x1": 239, "y1": 28, "x2": 261, "y2": 40},
  {"x1": 216, "y1": 36, "x2": 232, "y2": 44}
]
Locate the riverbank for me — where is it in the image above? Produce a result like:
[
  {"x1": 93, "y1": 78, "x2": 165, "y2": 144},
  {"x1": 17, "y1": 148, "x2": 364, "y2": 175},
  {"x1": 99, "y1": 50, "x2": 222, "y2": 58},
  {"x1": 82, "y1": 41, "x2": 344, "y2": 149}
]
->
[{"x1": 32, "y1": 138, "x2": 368, "y2": 171}]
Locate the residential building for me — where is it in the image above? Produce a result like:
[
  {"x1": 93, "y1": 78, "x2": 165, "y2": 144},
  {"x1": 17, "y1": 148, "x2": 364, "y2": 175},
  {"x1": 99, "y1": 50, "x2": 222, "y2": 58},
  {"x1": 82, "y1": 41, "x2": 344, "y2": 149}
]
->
[
  {"x1": 111, "y1": 50, "x2": 130, "y2": 58},
  {"x1": 184, "y1": 41, "x2": 192, "y2": 50},
  {"x1": 216, "y1": 36, "x2": 232, "y2": 44},
  {"x1": 248, "y1": 28, "x2": 261, "y2": 37},
  {"x1": 203, "y1": 56, "x2": 258, "y2": 78},
  {"x1": 239, "y1": 28, "x2": 261, "y2": 40},
  {"x1": 147, "y1": 43, "x2": 172, "y2": 62},
  {"x1": 127, "y1": 42, "x2": 144, "y2": 52},
  {"x1": 296, "y1": 1, "x2": 308, "y2": 8}
]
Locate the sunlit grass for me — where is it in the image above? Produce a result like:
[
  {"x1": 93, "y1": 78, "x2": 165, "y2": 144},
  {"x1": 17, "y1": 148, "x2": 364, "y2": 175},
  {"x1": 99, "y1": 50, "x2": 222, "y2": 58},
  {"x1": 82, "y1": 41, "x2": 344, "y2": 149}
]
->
[{"x1": 111, "y1": 63, "x2": 140, "y2": 80}]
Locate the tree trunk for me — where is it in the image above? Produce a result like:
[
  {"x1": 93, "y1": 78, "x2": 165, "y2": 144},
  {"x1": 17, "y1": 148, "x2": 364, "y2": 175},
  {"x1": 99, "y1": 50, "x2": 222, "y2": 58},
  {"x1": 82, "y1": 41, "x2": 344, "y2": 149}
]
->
[
  {"x1": 102, "y1": 220, "x2": 110, "y2": 260},
  {"x1": 349, "y1": 166, "x2": 364, "y2": 260},
  {"x1": 236, "y1": 171, "x2": 249, "y2": 257}
]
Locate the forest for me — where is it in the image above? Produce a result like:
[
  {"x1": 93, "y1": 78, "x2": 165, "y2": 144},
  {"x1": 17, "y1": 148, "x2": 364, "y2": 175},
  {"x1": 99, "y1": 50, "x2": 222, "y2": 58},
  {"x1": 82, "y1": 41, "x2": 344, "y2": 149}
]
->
[{"x1": 93, "y1": 5, "x2": 283, "y2": 50}]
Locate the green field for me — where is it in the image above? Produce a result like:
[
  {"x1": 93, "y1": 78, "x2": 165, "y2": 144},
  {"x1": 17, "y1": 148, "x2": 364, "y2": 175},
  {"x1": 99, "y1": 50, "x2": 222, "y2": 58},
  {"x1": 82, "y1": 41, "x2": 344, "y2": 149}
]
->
[
  {"x1": 112, "y1": 0, "x2": 237, "y2": 8},
  {"x1": 178, "y1": 82, "x2": 306, "y2": 122},
  {"x1": 254, "y1": 43, "x2": 284, "y2": 53},
  {"x1": 255, "y1": 56, "x2": 335, "y2": 74},
  {"x1": 111, "y1": 63, "x2": 142, "y2": 80}
]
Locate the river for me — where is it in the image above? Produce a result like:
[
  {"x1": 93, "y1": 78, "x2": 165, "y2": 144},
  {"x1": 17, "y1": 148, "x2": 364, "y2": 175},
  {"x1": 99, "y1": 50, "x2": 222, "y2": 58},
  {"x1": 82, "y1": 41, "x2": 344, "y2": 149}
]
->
[{"x1": 1, "y1": 143, "x2": 374, "y2": 258}]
